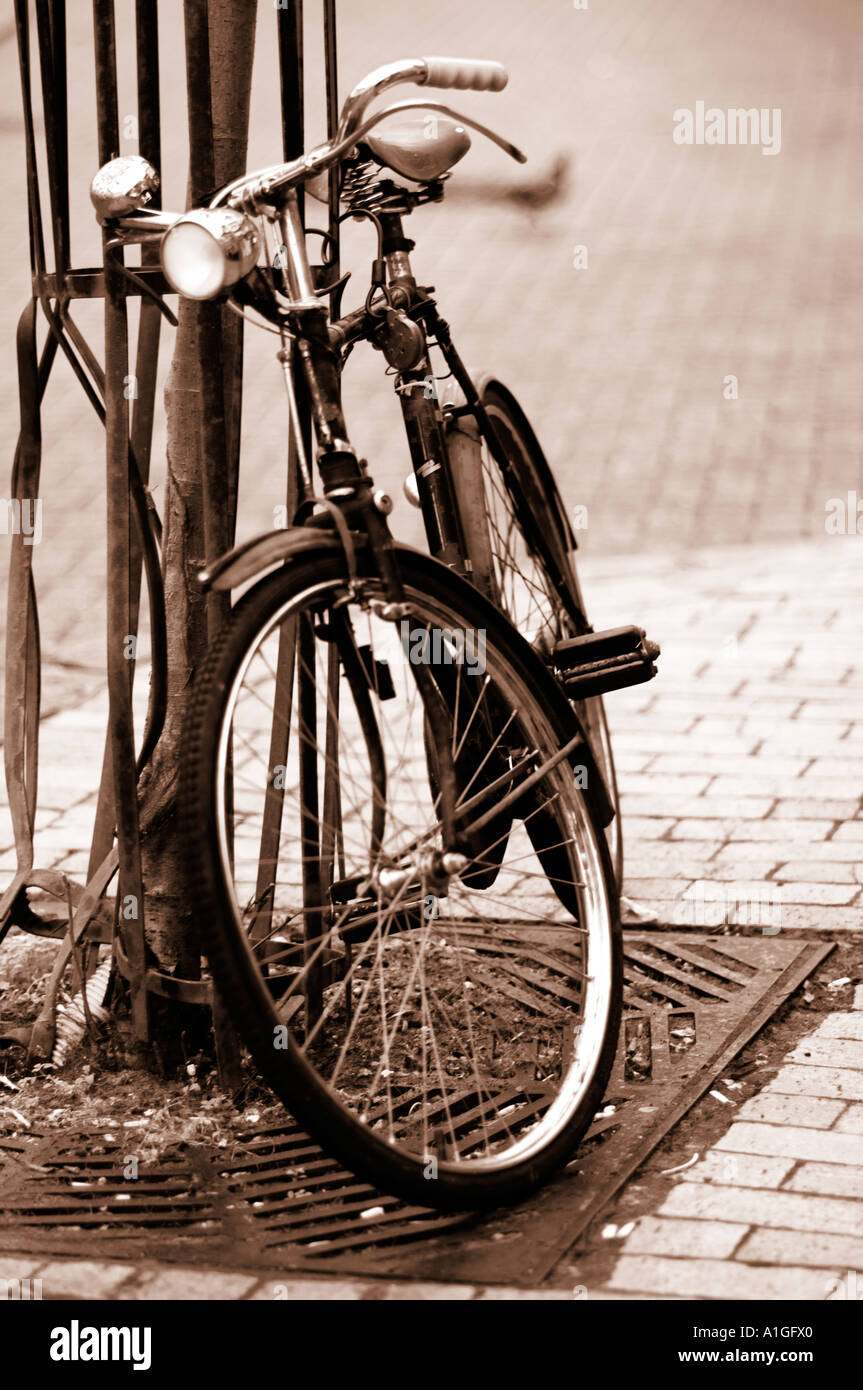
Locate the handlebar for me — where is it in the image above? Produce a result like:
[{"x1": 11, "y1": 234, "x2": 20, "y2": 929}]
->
[
  {"x1": 336, "y1": 55, "x2": 507, "y2": 144},
  {"x1": 110, "y1": 57, "x2": 519, "y2": 230},
  {"x1": 419, "y1": 57, "x2": 508, "y2": 93}
]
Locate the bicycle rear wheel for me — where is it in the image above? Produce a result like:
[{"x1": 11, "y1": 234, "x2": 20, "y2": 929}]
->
[
  {"x1": 182, "y1": 547, "x2": 621, "y2": 1210},
  {"x1": 449, "y1": 376, "x2": 623, "y2": 888}
]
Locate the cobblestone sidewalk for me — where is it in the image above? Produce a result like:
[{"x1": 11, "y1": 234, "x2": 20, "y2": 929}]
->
[{"x1": 1, "y1": 532, "x2": 861, "y2": 1298}]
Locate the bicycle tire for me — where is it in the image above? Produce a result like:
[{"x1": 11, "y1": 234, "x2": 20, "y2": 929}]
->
[{"x1": 182, "y1": 545, "x2": 621, "y2": 1211}]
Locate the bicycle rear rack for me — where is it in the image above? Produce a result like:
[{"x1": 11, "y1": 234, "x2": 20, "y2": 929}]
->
[{"x1": 550, "y1": 624, "x2": 660, "y2": 700}]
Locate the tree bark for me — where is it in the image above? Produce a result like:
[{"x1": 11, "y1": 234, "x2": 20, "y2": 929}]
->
[{"x1": 138, "y1": 1, "x2": 257, "y2": 1021}]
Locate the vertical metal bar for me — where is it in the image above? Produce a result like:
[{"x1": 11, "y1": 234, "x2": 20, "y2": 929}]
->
[
  {"x1": 277, "y1": 0, "x2": 303, "y2": 162},
  {"x1": 183, "y1": 0, "x2": 215, "y2": 201},
  {"x1": 15, "y1": 0, "x2": 46, "y2": 276},
  {"x1": 93, "y1": 0, "x2": 148, "y2": 1041},
  {"x1": 277, "y1": 0, "x2": 312, "y2": 483},
  {"x1": 132, "y1": 0, "x2": 162, "y2": 480},
  {"x1": 320, "y1": 642, "x2": 341, "y2": 889},
  {"x1": 182, "y1": 0, "x2": 244, "y2": 1090},
  {"x1": 34, "y1": 1, "x2": 68, "y2": 277},
  {"x1": 5, "y1": 0, "x2": 52, "y2": 893},
  {"x1": 4, "y1": 303, "x2": 42, "y2": 874},
  {"x1": 299, "y1": 614, "x2": 323, "y2": 1030},
  {"x1": 250, "y1": 439, "x2": 301, "y2": 945},
  {"x1": 88, "y1": 0, "x2": 164, "y2": 888},
  {"x1": 135, "y1": 0, "x2": 161, "y2": 179},
  {"x1": 323, "y1": 0, "x2": 340, "y2": 314},
  {"x1": 183, "y1": 0, "x2": 230, "y2": 635}
]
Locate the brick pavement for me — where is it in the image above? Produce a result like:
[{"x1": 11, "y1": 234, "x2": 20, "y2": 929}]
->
[
  {"x1": 2, "y1": 531, "x2": 861, "y2": 1299},
  {"x1": 601, "y1": 987, "x2": 863, "y2": 1299},
  {"x1": 0, "y1": 1253, "x2": 581, "y2": 1302},
  {"x1": 1, "y1": 0, "x2": 863, "y2": 1301},
  {"x1": 0, "y1": 0, "x2": 862, "y2": 685}
]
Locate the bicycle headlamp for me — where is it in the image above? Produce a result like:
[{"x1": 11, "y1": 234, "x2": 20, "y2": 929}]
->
[{"x1": 161, "y1": 209, "x2": 260, "y2": 300}]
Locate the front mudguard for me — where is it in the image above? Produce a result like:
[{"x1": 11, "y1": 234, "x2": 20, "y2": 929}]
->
[
  {"x1": 198, "y1": 525, "x2": 347, "y2": 593},
  {"x1": 198, "y1": 527, "x2": 613, "y2": 831}
]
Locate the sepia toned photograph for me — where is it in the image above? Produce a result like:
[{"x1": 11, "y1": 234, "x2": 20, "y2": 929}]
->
[{"x1": 0, "y1": 0, "x2": 860, "y2": 1353}]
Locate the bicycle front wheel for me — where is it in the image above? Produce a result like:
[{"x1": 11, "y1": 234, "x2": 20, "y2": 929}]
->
[{"x1": 183, "y1": 547, "x2": 620, "y2": 1210}]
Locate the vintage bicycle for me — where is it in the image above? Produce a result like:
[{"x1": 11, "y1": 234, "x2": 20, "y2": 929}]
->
[{"x1": 93, "y1": 56, "x2": 659, "y2": 1210}]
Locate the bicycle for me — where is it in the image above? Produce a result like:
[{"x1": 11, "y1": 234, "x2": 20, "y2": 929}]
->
[{"x1": 95, "y1": 56, "x2": 659, "y2": 1210}]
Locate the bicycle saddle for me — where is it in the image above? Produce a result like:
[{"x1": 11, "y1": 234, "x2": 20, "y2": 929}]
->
[{"x1": 364, "y1": 110, "x2": 471, "y2": 183}]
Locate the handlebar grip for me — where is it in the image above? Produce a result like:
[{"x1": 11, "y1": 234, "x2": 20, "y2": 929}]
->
[{"x1": 420, "y1": 57, "x2": 508, "y2": 93}]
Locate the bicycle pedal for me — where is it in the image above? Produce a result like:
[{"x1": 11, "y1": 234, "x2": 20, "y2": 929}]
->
[{"x1": 550, "y1": 624, "x2": 660, "y2": 700}]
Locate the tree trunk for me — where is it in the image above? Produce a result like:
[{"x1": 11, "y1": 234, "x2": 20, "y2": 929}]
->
[{"x1": 138, "y1": 1, "x2": 257, "y2": 1034}]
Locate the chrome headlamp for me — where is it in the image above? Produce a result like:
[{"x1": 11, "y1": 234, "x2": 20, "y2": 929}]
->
[{"x1": 160, "y1": 209, "x2": 261, "y2": 300}]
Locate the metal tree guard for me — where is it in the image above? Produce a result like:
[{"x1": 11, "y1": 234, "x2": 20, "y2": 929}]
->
[{"x1": 0, "y1": 0, "x2": 340, "y2": 1071}]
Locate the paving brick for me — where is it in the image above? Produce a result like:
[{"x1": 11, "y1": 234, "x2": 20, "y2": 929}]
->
[
  {"x1": 807, "y1": 762, "x2": 863, "y2": 787},
  {"x1": 621, "y1": 877, "x2": 689, "y2": 900},
  {"x1": 736, "y1": 1093, "x2": 846, "y2": 1128},
  {"x1": 767, "y1": 904, "x2": 863, "y2": 930},
  {"x1": 661, "y1": 1182, "x2": 863, "y2": 1237},
  {"x1": 469, "y1": 1287, "x2": 573, "y2": 1301},
  {"x1": 767, "y1": 882, "x2": 858, "y2": 906},
  {"x1": 715, "y1": 839, "x2": 863, "y2": 863},
  {"x1": 774, "y1": 860, "x2": 862, "y2": 884},
  {"x1": 0, "y1": 1257, "x2": 45, "y2": 1295},
  {"x1": 38, "y1": 1259, "x2": 137, "y2": 1298},
  {"x1": 708, "y1": 777, "x2": 845, "y2": 801},
  {"x1": 651, "y1": 753, "x2": 810, "y2": 778},
  {"x1": 680, "y1": 878, "x2": 779, "y2": 900},
  {"x1": 375, "y1": 1282, "x2": 489, "y2": 1301},
  {"x1": 785, "y1": 1163, "x2": 863, "y2": 1200},
  {"x1": 681, "y1": 1151, "x2": 795, "y2": 1189},
  {"x1": 669, "y1": 819, "x2": 736, "y2": 841},
  {"x1": 613, "y1": 751, "x2": 653, "y2": 774},
  {"x1": 747, "y1": 716, "x2": 851, "y2": 737},
  {"x1": 624, "y1": 841, "x2": 726, "y2": 866},
  {"x1": 623, "y1": 1216, "x2": 748, "y2": 1258},
  {"x1": 833, "y1": 1105, "x2": 863, "y2": 1135},
  {"x1": 130, "y1": 1267, "x2": 258, "y2": 1300},
  {"x1": 606, "y1": 1254, "x2": 836, "y2": 1300},
  {"x1": 736, "y1": 1228, "x2": 863, "y2": 1274},
  {"x1": 246, "y1": 1279, "x2": 365, "y2": 1301},
  {"x1": 832, "y1": 821, "x2": 863, "y2": 841},
  {"x1": 618, "y1": 773, "x2": 712, "y2": 797},
  {"x1": 620, "y1": 816, "x2": 675, "y2": 840},
  {"x1": 815, "y1": 1014, "x2": 863, "y2": 1043},
  {"x1": 766, "y1": 1064, "x2": 863, "y2": 1102},
  {"x1": 620, "y1": 795, "x2": 772, "y2": 821},
  {"x1": 741, "y1": 819, "x2": 835, "y2": 841},
  {"x1": 771, "y1": 797, "x2": 859, "y2": 820},
  {"x1": 791, "y1": 1037, "x2": 863, "y2": 1070},
  {"x1": 715, "y1": 1121, "x2": 863, "y2": 1166}
]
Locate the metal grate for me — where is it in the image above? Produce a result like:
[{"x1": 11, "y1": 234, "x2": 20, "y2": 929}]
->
[{"x1": 0, "y1": 933, "x2": 829, "y2": 1286}]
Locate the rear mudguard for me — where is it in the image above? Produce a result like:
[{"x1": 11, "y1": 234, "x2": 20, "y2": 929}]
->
[{"x1": 440, "y1": 369, "x2": 578, "y2": 554}]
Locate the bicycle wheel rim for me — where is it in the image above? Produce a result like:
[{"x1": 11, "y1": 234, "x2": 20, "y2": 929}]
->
[{"x1": 209, "y1": 567, "x2": 616, "y2": 1183}]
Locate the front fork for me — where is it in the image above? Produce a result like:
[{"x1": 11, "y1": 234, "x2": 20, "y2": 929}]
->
[{"x1": 377, "y1": 220, "x2": 470, "y2": 577}]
